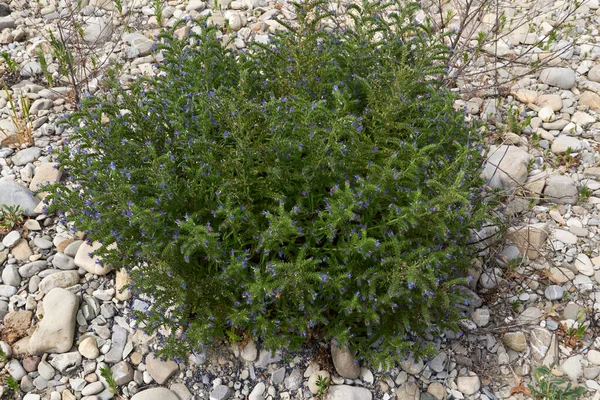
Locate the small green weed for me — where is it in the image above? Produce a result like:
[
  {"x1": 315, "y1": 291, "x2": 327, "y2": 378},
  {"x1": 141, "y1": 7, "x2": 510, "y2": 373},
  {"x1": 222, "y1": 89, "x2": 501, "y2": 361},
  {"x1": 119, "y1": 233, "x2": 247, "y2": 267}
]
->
[
  {"x1": 0, "y1": 205, "x2": 24, "y2": 235},
  {"x1": 579, "y1": 185, "x2": 592, "y2": 202},
  {"x1": 0, "y1": 52, "x2": 18, "y2": 73},
  {"x1": 315, "y1": 375, "x2": 330, "y2": 399},
  {"x1": 100, "y1": 365, "x2": 117, "y2": 394},
  {"x1": 154, "y1": 0, "x2": 164, "y2": 26},
  {"x1": 528, "y1": 364, "x2": 585, "y2": 400}
]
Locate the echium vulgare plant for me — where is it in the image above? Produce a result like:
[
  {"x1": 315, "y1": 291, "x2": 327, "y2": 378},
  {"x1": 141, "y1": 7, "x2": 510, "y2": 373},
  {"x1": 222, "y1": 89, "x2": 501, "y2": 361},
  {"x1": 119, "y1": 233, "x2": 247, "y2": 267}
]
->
[{"x1": 45, "y1": 0, "x2": 488, "y2": 366}]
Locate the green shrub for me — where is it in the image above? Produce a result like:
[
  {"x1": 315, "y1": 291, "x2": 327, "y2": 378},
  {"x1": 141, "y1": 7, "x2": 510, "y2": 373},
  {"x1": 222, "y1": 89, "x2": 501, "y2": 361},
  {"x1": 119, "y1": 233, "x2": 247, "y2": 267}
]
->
[{"x1": 45, "y1": 0, "x2": 487, "y2": 365}]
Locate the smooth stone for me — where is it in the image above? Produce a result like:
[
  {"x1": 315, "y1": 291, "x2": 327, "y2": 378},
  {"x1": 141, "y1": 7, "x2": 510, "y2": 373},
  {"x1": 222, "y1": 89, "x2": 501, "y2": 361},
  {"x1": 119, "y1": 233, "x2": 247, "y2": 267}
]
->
[
  {"x1": 12, "y1": 147, "x2": 41, "y2": 166},
  {"x1": 580, "y1": 91, "x2": 600, "y2": 110},
  {"x1": 2, "y1": 265, "x2": 21, "y2": 287},
  {"x1": 575, "y1": 254, "x2": 594, "y2": 276},
  {"x1": 249, "y1": 382, "x2": 265, "y2": 400},
  {"x1": 49, "y1": 351, "x2": 82, "y2": 373},
  {"x1": 502, "y1": 332, "x2": 527, "y2": 352},
  {"x1": 516, "y1": 307, "x2": 543, "y2": 324},
  {"x1": 38, "y1": 271, "x2": 79, "y2": 293},
  {"x1": 81, "y1": 381, "x2": 105, "y2": 396},
  {"x1": 210, "y1": 385, "x2": 232, "y2": 400},
  {"x1": 561, "y1": 355, "x2": 583, "y2": 380},
  {"x1": 79, "y1": 336, "x2": 100, "y2": 359},
  {"x1": 29, "y1": 288, "x2": 78, "y2": 355},
  {"x1": 482, "y1": 145, "x2": 531, "y2": 191},
  {"x1": 544, "y1": 285, "x2": 564, "y2": 300},
  {"x1": 0, "y1": 284, "x2": 17, "y2": 297},
  {"x1": 331, "y1": 341, "x2": 360, "y2": 379},
  {"x1": 543, "y1": 175, "x2": 578, "y2": 205},
  {"x1": 554, "y1": 230, "x2": 578, "y2": 245},
  {"x1": 241, "y1": 339, "x2": 257, "y2": 362},
  {"x1": 74, "y1": 241, "x2": 114, "y2": 275},
  {"x1": 539, "y1": 67, "x2": 576, "y2": 89},
  {"x1": 328, "y1": 385, "x2": 372, "y2": 400},
  {"x1": 271, "y1": 366, "x2": 285, "y2": 385},
  {"x1": 146, "y1": 352, "x2": 179, "y2": 384},
  {"x1": 52, "y1": 253, "x2": 76, "y2": 270},
  {"x1": 456, "y1": 373, "x2": 480, "y2": 396},
  {"x1": 0, "y1": 181, "x2": 41, "y2": 216},
  {"x1": 6, "y1": 359, "x2": 27, "y2": 380},
  {"x1": 284, "y1": 367, "x2": 302, "y2": 391},
  {"x1": 170, "y1": 383, "x2": 193, "y2": 400},
  {"x1": 2, "y1": 230, "x2": 20, "y2": 248},
  {"x1": 131, "y1": 388, "x2": 179, "y2": 400}
]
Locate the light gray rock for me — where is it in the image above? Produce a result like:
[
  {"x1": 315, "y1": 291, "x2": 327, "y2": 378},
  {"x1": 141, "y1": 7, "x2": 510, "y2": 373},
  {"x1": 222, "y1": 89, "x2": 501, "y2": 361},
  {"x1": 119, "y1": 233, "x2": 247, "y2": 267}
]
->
[
  {"x1": 123, "y1": 32, "x2": 154, "y2": 57},
  {"x1": 111, "y1": 361, "x2": 133, "y2": 386},
  {"x1": 29, "y1": 288, "x2": 78, "y2": 355},
  {"x1": 2, "y1": 230, "x2": 20, "y2": 248},
  {"x1": 83, "y1": 17, "x2": 113, "y2": 43},
  {"x1": 429, "y1": 352, "x2": 447, "y2": 373},
  {"x1": 74, "y1": 241, "x2": 113, "y2": 275},
  {"x1": 254, "y1": 349, "x2": 281, "y2": 369},
  {"x1": 400, "y1": 355, "x2": 424, "y2": 375},
  {"x1": 457, "y1": 373, "x2": 480, "y2": 396},
  {"x1": 38, "y1": 271, "x2": 79, "y2": 293},
  {"x1": 516, "y1": 307, "x2": 543, "y2": 324},
  {"x1": 0, "y1": 16, "x2": 15, "y2": 30},
  {"x1": 271, "y1": 366, "x2": 285, "y2": 385},
  {"x1": 331, "y1": 341, "x2": 360, "y2": 379},
  {"x1": 6, "y1": 359, "x2": 27, "y2": 380},
  {"x1": 210, "y1": 385, "x2": 232, "y2": 400},
  {"x1": 82, "y1": 381, "x2": 105, "y2": 396},
  {"x1": 105, "y1": 325, "x2": 128, "y2": 363},
  {"x1": 284, "y1": 368, "x2": 302, "y2": 391},
  {"x1": 49, "y1": 351, "x2": 82, "y2": 373},
  {"x1": 0, "y1": 181, "x2": 41, "y2": 216},
  {"x1": 38, "y1": 360, "x2": 55, "y2": 380},
  {"x1": 544, "y1": 285, "x2": 564, "y2": 300},
  {"x1": 241, "y1": 339, "x2": 257, "y2": 362},
  {"x1": 12, "y1": 147, "x2": 41, "y2": 166},
  {"x1": 543, "y1": 175, "x2": 578, "y2": 205},
  {"x1": 145, "y1": 352, "x2": 178, "y2": 384},
  {"x1": 186, "y1": 0, "x2": 205, "y2": 11},
  {"x1": 20, "y1": 62, "x2": 42, "y2": 77},
  {"x1": 539, "y1": 67, "x2": 576, "y2": 89},
  {"x1": 29, "y1": 99, "x2": 54, "y2": 114},
  {"x1": 551, "y1": 136, "x2": 582, "y2": 154},
  {"x1": 328, "y1": 385, "x2": 372, "y2": 400},
  {"x1": 52, "y1": 253, "x2": 76, "y2": 270},
  {"x1": 33, "y1": 238, "x2": 53, "y2": 250},
  {"x1": 1, "y1": 265, "x2": 20, "y2": 287},
  {"x1": 561, "y1": 355, "x2": 583, "y2": 380},
  {"x1": 131, "y1": 388, "x2": 179, "y2": 400},
  {"x1": 170, "y1": 383, "x2": 193, "y2": 400},
  {"x1": 0, "y1": 285, "x2": 17, "y2": 297},
  {"x1": 19, "y1": 261, "x2": 47, "y2": 278},
  {"x1": 482, "y1": 145, "x2": 531, "y2": 191}
]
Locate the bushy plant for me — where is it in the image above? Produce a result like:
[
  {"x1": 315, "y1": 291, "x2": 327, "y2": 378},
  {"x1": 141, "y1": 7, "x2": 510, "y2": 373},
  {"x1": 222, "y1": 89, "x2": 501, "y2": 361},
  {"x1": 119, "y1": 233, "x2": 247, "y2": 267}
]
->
[{"x1": 45, "y1": 0, "x2": 487, "y2": 365}]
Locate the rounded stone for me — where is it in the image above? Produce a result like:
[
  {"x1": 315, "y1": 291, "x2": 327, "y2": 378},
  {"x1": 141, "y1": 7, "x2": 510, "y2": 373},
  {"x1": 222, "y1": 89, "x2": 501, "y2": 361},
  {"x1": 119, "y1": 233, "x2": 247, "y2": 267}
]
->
[
  {"x1": 544, "y1": 285, "x2": 564, "y2": 301},
  {"x1": 79, "y1": 336, "x2": 100, "y2": 359}
]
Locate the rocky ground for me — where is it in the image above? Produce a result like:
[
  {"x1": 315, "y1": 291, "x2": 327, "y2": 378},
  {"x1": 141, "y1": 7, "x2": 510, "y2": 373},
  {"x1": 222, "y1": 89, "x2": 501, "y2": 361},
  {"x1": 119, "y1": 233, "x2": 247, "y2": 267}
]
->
[{"x1": 1, "y1": 0, "x2": 600, "y2": 399}]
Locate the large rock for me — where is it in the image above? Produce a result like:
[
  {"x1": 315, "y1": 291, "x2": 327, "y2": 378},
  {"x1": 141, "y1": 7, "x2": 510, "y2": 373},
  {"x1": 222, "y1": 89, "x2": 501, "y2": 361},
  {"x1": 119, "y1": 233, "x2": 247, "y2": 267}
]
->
[
  {"x1": 331, "y1": 341, "x2": 360, "y2": 379},
  {"x1": 328, "y1": 385, "x2": 372, "y2": 400},
  {"x1": 146, "y1": 352, "x2": 179, "y2": 384},
  {"x1": 0, "y1": 181, "x2": 41, "y2": 216},
  {"x1": 74, "y1": 241, "x2": 114, "y2": 275},
  {"x1": 131, "y1": 388, "x2": 180, "y2": 400},
  {"x1": 482, "y1": 145, "x2": 531, "y2": 191},
  {"x1": 502, "y1": 331, "x2": 527, "y2": 352},
  {"x1": 506, "y1": 223, "x2": 548, "y2": 260},
  {"x1": 543, "y1": 175, "x2": 578, "y2": 205},
  {"x1": 539, "y1": 67, "x2": 576, "y2": 89},
  {"x1": 29, "y1": 288, "x2": 78, "y2": 355},
  {"x1": 38, "y1": 271, "x2": 79, "y2": 293}
]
